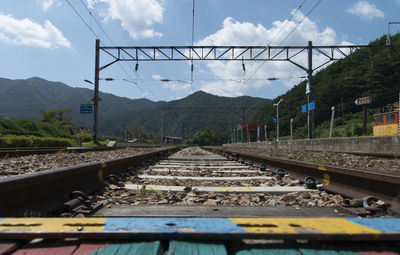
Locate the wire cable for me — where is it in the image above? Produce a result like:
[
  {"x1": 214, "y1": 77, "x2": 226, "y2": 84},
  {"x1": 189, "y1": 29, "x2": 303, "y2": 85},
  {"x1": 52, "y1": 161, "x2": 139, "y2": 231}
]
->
[
  {"x1": 65, "y1": 0, "x2": 101, "y2": 40},
  {"x1": 244, "y1": 0, "x2": 322, "y2": 84},
  {"x1": 242, "y1": 0, "x2": 307, "y2": 83},
  {"x1": 68, "y1": 0, "x2": 154, "y2": 96}
]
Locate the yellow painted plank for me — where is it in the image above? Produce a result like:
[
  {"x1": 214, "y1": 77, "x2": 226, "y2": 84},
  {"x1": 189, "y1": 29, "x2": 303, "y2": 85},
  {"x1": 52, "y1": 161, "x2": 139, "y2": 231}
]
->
[
  {"x1": 230, "y1": 218, "x2": 380, "y2": 234},
  {"x1": 0, "y1": 218, "x2": 106, "y2": 232}
]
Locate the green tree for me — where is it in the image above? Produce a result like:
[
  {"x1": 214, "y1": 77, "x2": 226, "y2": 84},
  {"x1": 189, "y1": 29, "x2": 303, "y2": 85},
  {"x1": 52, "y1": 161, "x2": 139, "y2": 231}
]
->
[
  {"x1": 40, "y1": 108, "x2": 74, "y2": 132},
  {"x1": 190, "y1": 128, "x2": 228, "y2": 146}
]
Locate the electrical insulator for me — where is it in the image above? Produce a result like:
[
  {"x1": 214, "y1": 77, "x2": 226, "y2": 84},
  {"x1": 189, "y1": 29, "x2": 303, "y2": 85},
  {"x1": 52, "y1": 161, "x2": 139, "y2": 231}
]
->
[
  {"x1": 105, "y1": 78, "x2": 114, "y2": 81},
  {"x1": 191, "y1": 64, "x2": 194, "y2": 72},
  {"x1": 242, "y1": 63, "x2": 246, "y2": 72},
  {"x1": 135, "y1": 63, "x2": 139, "y2": 71}
]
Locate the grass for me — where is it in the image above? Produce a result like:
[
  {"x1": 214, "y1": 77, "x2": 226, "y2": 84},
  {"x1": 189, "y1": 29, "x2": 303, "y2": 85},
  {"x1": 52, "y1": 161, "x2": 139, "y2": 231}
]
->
[{"x1": 82, "y1": 140, "x2": 108, "y2": 147}]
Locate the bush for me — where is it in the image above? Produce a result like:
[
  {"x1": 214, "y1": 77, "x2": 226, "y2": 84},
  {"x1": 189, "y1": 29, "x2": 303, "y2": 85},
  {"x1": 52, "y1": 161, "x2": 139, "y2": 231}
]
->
[
  {"x1": 73, "y1": 133, "x2": 93, "y2": 145},
  {"x1": 0, "y1": 135, "x2": 77, "y2": 147},
  {"x1": 0, "y1": 117, "x2": 71, "y2": 138},
  {"x1": 352, "y1": 123, "x2": 364, "y2": 136}
]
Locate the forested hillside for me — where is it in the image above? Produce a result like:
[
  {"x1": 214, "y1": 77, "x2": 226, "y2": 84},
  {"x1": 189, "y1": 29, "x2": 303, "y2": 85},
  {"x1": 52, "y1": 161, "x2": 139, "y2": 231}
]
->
[
  {"x1": 0, "y1": 77, "x2": 270, "y2": 138},
  {"x1": 253, "y1": 34, "x2": 400, "y2": 139},
  {"x1": 102, "y1": 91, "x2": 270, "y2": 137}
]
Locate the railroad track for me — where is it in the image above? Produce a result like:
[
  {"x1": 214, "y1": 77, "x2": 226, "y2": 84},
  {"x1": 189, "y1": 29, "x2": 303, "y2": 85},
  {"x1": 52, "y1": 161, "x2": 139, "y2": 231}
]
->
[
  {"x1": 94, "y1": 147, "x2": 349, "y2": 218},
  {"x1": 0, "y1": 146, "x2": 119, "y2": 158},
  {"x1": 206, "y1": 146, "x2": 400, "y2": 215},
  {"x1": 0, "y1": 146, "x2": 400, "y2": 254}
]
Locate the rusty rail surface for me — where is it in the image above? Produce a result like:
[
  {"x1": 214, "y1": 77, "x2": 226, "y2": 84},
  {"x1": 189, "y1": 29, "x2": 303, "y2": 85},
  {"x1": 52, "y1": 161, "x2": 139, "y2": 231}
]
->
[
  {"x1": 205, "y1": 146, "x2": 400, "y2": 214},
  {"x1": 0, "y1": 147, "x2": 180, "y2": 216},
  {"x1": 0, "y1": 146, "x2": 131, "y2": 158}
]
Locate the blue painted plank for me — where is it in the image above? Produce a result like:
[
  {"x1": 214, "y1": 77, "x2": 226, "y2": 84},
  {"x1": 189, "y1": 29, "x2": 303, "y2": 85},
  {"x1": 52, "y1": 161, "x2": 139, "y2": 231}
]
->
[
  {"x1": 168, "y1": 240, "x2": 227, "y2": 255},
  {"x1": 90, "y1": 241, "x2": 160, "y2": 255},
  {"x1": 346, "y1": 218, "x2": 400, "y2": 233},
  {"x1": 104, "y1": 218, "x2": 244, "y2": 233},
  {"x1": 236, "y1": 249, "x2": 301, "y2": 255}
]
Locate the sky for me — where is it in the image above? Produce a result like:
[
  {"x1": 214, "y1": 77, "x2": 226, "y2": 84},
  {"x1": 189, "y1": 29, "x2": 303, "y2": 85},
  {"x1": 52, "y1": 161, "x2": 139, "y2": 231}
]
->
[{"x1": 0, "y1": 0, "x2": 399, "y2": 102}]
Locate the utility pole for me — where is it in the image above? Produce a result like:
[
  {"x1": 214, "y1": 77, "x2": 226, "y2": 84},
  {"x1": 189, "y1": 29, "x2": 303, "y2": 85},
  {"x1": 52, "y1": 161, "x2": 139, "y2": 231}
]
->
[
  {"x1": 161, "y1": 108, "x2": 164, "y2": 144},
  {"x1": 290, "y1": 118, "x2": 293, "y2": 140},
  {"x1": 273, "y1": 99, "x2": 283, "y2": 141},
  {"x1": 329, "y1": 106, "x2": 335, "y2": 138},
  {"x1": 242, "y1": 108, "x2": 245, "y2": 142},
  {"x1": 307, "y1": 41, "x2": 313, "y2": 139},
  {"x1": 93, "y1": 39, "x2": 100, "y2": 143},
  {"x1": 264, "y1": 125, "x2": 267, "y2": 141}
]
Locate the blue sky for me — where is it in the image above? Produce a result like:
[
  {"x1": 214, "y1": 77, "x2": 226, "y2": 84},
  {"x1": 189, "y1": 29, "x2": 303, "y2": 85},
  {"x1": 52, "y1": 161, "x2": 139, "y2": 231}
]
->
[{"x1": 0, "y1": 0, "x2": 399, "y2": 102}]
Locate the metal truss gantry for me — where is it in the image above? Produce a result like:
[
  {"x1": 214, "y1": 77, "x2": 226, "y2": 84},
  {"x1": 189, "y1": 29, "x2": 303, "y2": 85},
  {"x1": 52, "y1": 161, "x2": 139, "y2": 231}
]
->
[{"x1": 92, "y1": 39, "x2": 400, "y2": 141}]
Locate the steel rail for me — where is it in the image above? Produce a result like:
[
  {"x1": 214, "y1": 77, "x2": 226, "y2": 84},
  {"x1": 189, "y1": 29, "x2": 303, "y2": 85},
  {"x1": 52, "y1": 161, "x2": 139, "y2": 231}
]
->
[
  {"x1": 0, "y1": 147, "x2": 180, "y2": 216},
  {"x1": 0, "y1": 146, "x2": 122, "y2": 158},
  {"x1": 205, "y1": 147, "x2": 400, "y2": 214}
]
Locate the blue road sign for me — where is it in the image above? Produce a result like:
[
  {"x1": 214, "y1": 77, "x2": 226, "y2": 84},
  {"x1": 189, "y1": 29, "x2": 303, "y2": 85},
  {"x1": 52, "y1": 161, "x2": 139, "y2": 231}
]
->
[
  {"x1": 80, "y1": 105, "x2": 93, "y2": 114},
  {"x1": 301, "y1": 101, "x2": 315, "y2": 113},
  {"x1": 270, "y1": 117, "x2": 277, "y2": 123}
]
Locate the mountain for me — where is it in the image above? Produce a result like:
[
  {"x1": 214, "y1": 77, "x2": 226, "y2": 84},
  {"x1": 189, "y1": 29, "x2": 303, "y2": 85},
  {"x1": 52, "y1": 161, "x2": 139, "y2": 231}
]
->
[
  {"x1": 102, "y1": 91, "x2": 271, "y2": 137},
  {"x1": 0, "y1": 77, "x2": 165, "y2": 134},
  {"x1": 0, "y1": 77, "x2": 270, "y2": 137},
  {"x1": 252, "y1": 33, "x2": 400, "y2": 138}
]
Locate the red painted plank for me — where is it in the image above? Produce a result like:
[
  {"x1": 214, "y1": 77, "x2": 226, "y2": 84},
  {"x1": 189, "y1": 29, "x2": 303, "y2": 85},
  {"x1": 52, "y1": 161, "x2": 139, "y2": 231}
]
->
[
  {"x1": 12, "y1": 245, "x2": 77, "y2": 255},
  {"x1": 72, "y1": 244, "x2": 109, "y2": 255},
  {"x1": 357, "y1": 252, "x2": 400, "y2": 255},
  {"x1": 0, "y1": 243, "x2": 18, "y2": 255}
]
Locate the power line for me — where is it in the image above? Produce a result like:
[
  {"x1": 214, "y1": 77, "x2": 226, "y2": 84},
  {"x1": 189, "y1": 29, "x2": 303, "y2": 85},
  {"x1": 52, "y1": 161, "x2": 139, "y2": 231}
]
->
[
  {"x1": 65, "y1": 0, "x2": 100, "y2": 40},
  {"x1": 267, "y1": 0, "x2": 307, "y2": 46},
  {"x1": 67, "y1": 0, "x2": 154, "y2": 96},
  {"x1": 78, "y1": 0, "x2": 115, "y2": 46},
  {"x1": 279, "y1": 0, "x2": 322, "y2": 47},
  {"x1": 244, "y1": 0, "x2": 323, "y2": 84},
  {"x1": 243, "y1": 0, "x2": 307, "y2": 82}
]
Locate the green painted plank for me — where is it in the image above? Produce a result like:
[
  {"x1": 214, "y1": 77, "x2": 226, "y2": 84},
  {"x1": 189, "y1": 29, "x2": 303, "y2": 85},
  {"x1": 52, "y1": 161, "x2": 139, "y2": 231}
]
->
[
  {"x1": 236, "y1": 249, "x2": 301, "y2": 255},
  {"x1": 90, "y1": 241, "x2": 160, "y2": 255},
  {"x1": 168, "y1": 240, "x2": 227, "y2": 255},
  {"x1": 299, "y1": 249, "x2": 355, "y2": 255}
]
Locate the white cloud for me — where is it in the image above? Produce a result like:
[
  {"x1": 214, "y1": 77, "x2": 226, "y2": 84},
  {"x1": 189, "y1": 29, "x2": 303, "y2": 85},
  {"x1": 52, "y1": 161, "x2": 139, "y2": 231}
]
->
[
  {"x1": 36, "y1": 0, "x2": 59, "y2": 11},
  {"x1": 195, "y1": 12, "x2": 349, "y2": 97},
  {"x1": 152, "y1": 74, "x2": 191, "y2": 91},
  {"x1": 346, "y1": 1, "x2": 384, "y2": 20},
  {"x1": 0, "y1": 14, "x2": 70, "y2": 49},
  {"x1": 152, "y1": 74, "x2": 163, "y2": 80},
  {"x1": 88, "y1": 0, "x2": 164, "y2": 39}
]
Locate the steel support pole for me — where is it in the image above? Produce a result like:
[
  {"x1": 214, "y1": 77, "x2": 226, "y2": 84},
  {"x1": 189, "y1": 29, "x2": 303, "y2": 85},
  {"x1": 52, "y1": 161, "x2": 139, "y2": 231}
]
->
[
  {"x1": 276, "y1": 105, "x2": 279, "y2": 141},
  {"x1": 93, "y1": 39, "x2": 100, "y2": 143},
  {"x1": 329, "y1": 106, "x2": 335, "y2": 138},
  {"x1": 307, "y1": 41, "x2": 313, "y2": 139},
  {"x1": 290, "y1": 118, "x2": 293, "y2": 140},
  {"x1": 363, "y1": 105, "x2": 367, "y2": 135},
  {"x1": 242, "y1": 108, "x2": 245, "y2": 142},
  {"x1": 161, "y1": 108, "x2": 164, "y2": 144},
  {"x1": 264, "y1": 125, "x2": 267, "y2": 141}
]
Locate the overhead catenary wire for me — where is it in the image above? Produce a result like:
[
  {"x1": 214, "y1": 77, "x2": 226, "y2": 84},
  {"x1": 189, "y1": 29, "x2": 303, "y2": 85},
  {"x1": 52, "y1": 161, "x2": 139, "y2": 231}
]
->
[
  {"x1": 242, "y1": 0, "x2": 307, "y2": 83},
  {"x1": 67, "y1": 0, "x2": 154, "y2": 96},
  {"x1": 244, "y1": 0, "x2": 323, "y2": 84},
  {"x1": 65, "y1": 0, "x2": 101, "y2": 40}
]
